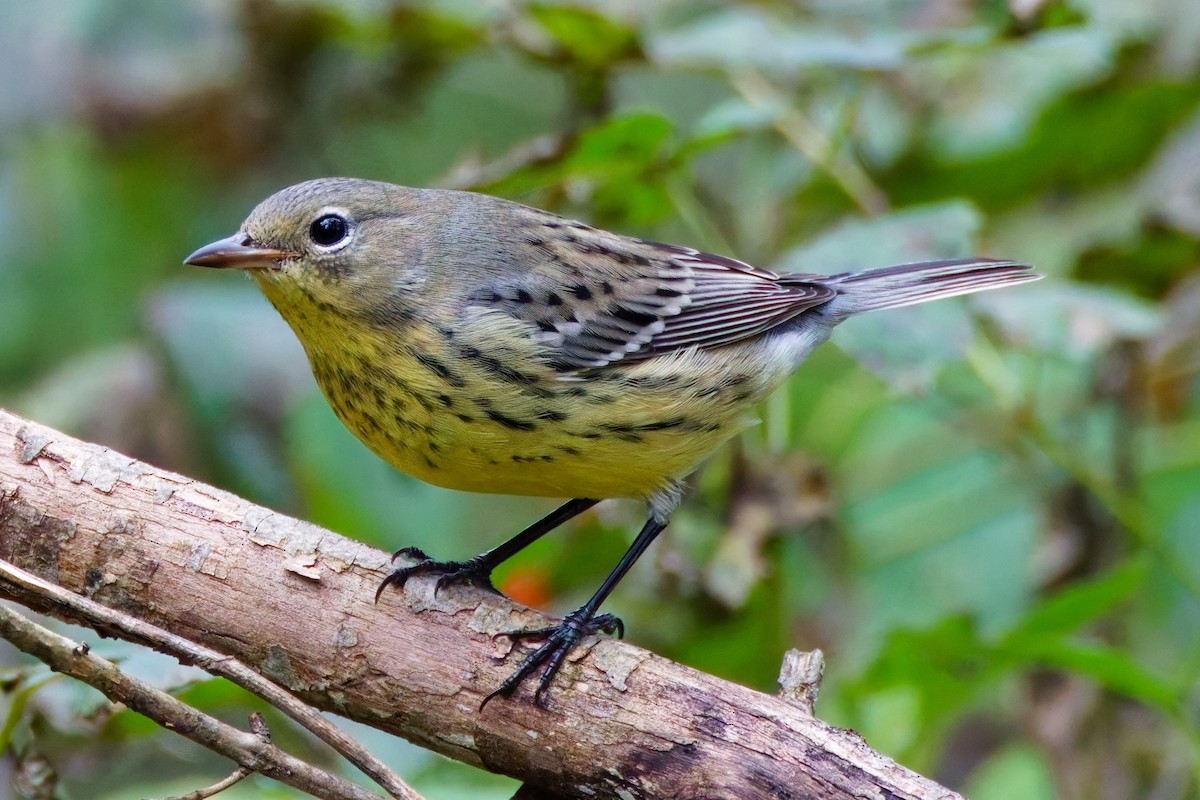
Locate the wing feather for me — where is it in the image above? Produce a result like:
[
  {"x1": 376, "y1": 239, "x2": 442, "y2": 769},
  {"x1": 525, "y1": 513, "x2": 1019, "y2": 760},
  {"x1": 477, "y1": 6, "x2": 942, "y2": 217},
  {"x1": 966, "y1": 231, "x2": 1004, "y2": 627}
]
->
[{"x1": 466, "y1": 214, "x2": 835, "y2": 371}]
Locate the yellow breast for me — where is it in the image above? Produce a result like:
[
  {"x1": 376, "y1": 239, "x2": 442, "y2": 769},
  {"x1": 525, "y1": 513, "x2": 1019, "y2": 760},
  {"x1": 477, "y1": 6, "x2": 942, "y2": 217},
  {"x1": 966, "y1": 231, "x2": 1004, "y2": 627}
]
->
[{"x1": 263, "y1": 281, "x2": 788, "y2": 501}]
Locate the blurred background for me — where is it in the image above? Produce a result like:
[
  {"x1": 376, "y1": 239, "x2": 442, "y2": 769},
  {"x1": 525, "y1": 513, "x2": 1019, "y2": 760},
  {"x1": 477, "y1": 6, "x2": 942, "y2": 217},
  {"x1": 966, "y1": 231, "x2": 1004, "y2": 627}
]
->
[{"x1": 2, "y1": 1, "x2": 1199, "y2": 798}]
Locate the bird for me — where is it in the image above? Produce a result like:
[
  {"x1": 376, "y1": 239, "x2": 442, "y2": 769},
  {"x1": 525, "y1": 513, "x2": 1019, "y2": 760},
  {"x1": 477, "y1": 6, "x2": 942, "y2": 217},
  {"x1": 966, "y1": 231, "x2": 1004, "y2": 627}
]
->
[{"x1": 185, "y1": 177, "x2": 1039, "y2": 706}]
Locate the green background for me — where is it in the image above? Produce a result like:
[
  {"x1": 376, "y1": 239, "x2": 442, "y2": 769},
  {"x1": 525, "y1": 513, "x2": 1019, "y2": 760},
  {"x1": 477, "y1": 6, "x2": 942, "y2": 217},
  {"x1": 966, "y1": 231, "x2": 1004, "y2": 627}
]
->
[{"x1": 2, "y1": 1, "x2": 1199, "y2": 798}]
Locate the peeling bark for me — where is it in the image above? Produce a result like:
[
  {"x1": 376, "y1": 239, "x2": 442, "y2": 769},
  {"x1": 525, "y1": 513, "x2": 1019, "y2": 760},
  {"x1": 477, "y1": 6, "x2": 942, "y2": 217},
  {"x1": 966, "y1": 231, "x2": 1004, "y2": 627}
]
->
[{"x1": 0, "y1": 407, "x2": 961, "y2": 800}]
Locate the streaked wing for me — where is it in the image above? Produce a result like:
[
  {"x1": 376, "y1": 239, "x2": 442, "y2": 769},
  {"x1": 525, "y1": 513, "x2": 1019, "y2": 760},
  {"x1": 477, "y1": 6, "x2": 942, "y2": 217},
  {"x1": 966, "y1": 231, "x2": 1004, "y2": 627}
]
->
[
  {"x1": 470, "y1": 215, "x2": 835, "y2": 371},
  {"x1": 640, "y1": 244, "x2": 833, "y2": 356}
]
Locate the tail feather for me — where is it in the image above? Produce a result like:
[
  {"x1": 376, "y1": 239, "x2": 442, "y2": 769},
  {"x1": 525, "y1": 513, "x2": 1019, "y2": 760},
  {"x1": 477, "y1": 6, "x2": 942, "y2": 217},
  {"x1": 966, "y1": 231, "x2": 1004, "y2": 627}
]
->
[{"x1": 791, "y1": 258, "x2": 1040, "y2": 316}]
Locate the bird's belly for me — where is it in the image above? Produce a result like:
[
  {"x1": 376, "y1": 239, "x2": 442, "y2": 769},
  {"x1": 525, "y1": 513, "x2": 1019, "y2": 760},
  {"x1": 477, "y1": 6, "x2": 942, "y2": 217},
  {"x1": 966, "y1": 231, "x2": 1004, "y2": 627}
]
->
[
  {"x1": 335, "y1": 393, "x2": 748, "y2": 500},
  {"x1": 302, "y1": 322, "x2": 791, "y2": 501}
]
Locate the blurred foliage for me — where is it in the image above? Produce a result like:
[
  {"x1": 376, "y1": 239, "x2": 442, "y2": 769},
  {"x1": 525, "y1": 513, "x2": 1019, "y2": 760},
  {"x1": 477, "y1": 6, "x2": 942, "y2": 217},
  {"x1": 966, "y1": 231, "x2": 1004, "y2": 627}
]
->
[{"x1": 2, "y1": 0, "x2": 1199, "y2": 798}]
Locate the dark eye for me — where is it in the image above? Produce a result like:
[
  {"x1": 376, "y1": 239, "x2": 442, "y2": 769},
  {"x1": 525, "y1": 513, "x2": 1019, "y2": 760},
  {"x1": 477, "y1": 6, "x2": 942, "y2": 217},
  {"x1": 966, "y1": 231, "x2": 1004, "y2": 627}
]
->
[{"x1": 309, "y1": 214, "x2": 350, "y2": 247}]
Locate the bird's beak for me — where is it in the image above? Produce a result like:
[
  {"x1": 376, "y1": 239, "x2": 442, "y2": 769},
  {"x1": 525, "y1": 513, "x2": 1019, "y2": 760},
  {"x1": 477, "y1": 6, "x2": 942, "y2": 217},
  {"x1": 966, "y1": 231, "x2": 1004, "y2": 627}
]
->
[{"x1": 184, "y1": 233, "x2": 294, "y2": 270}]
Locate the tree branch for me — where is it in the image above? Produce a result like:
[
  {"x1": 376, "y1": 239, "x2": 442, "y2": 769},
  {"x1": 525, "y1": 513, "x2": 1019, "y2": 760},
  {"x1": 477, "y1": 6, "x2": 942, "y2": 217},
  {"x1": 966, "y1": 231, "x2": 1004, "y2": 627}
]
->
[
  {"x1": 0, "y1": 407, "x2": 961, "y2": 800},
  {"x1": 0, "y1": 557, "x2": 420, "y2": 800},
  {"x1": 0, "y1": 602, "x2": 381, "y2": 800}
]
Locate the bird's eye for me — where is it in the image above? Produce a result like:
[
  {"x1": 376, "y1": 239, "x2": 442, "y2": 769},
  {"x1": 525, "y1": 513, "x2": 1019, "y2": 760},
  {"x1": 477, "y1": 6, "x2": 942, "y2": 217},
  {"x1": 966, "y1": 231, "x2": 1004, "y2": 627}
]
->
[{"x1": 309, "y1": 214, "x2": 350, "y2": 247}]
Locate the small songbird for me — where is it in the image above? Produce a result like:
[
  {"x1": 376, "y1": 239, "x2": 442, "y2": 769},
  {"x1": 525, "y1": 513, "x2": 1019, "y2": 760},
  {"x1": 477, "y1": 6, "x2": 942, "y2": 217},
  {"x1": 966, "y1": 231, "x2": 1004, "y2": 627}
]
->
[{"x1": 185, "y1": 178, "x2": 1039, "y2": 705}]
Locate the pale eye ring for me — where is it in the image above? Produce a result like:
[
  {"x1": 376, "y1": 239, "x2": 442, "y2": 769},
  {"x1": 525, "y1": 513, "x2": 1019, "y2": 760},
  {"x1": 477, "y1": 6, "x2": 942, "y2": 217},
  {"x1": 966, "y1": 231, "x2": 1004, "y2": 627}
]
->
[{"x1": 309, "y1": 213, "x2": 352, "y2": 249}]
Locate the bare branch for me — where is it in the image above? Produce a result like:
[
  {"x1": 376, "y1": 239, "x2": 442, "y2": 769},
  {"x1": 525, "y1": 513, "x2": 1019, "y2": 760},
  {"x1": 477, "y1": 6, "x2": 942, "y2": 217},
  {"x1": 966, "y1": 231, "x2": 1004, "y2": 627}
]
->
[
  {"x1": 0, "y1": 407, "x2": 962, "y2": 800},
  {"x1": 436, "y1": 133, "x2": 569, "y2": 191},
  {"x1": 0, "y1": 602, "x2": 381, "y2": 800},
  {"x1": 160, "y1": 714, "x2": 265, "y2": 799},
  {"x1": 163, "y1": 765, "x2": 251, "y2": 799},
  {"x1": 0, "y1": 558, "x2": 419, "y2": 800}
]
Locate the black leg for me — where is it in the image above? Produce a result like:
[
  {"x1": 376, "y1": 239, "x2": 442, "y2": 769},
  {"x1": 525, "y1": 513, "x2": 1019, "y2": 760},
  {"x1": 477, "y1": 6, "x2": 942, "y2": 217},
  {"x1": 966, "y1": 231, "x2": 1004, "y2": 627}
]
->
[
  {"x1": 375, "y1": 498, "x2": 599, "y2": 601},
  {"x1": 481, "y1": 513, "x2": 669, "y2": 708}
]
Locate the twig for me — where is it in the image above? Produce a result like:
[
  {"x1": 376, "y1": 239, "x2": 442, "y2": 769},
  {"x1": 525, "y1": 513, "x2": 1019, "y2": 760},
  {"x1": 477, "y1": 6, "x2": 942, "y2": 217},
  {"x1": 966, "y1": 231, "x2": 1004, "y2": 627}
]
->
[
  {"x1": 161, "y1": 713, "x2": 270, "y2": 799},
  {"x1": 731, "y1": 68, "x2": 890, "y2": 216},
  {"x1": 0, "y1": 558, "x2": 421, "y2": 800},
  {"x1": 0, "y1": 602, "x2": 382, "y2": 800},
  {"x1": 163, "y1": 766, "x2": 250, "y2": 800},
  {"x1": 436, "y1": 133, "x2": 570, "y2": 191},
  {"x1": 777, "y1": 649, "x2": 825, "y2": 717}
]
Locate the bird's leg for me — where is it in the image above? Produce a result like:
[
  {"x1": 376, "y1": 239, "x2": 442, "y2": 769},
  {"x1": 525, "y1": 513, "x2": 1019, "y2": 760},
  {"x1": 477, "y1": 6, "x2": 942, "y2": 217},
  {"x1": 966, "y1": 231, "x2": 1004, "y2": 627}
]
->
[
  {"x1": 375, "y1": 498, "x2": 599, "y2": 600},
  {"x1": 481, "y1": 514, "x2": 669, "y2": 708}
]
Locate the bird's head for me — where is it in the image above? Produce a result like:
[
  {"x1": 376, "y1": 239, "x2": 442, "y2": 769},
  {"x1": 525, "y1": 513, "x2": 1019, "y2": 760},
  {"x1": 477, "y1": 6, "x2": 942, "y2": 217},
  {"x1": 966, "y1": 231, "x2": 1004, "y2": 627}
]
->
[{"x1": 185, "y1": 177, "x2": 437, "y2": 326}]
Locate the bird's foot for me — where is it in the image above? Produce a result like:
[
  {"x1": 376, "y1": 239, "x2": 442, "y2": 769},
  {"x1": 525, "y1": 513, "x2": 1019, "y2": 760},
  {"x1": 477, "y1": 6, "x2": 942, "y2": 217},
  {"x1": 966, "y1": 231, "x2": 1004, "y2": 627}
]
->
[
  {"x1": 374, "y1": 547, "x2": 499, "y2": 602},
  {"x1": 481, "y1": 608, "x2": 624, "y2": 709}
]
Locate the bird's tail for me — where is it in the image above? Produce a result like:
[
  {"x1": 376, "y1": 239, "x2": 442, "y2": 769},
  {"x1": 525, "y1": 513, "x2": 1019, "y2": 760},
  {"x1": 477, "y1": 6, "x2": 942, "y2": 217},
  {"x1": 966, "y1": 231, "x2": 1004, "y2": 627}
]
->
[{"x1": 794, "y1": 258, "x2": 1040, "y2": 317}]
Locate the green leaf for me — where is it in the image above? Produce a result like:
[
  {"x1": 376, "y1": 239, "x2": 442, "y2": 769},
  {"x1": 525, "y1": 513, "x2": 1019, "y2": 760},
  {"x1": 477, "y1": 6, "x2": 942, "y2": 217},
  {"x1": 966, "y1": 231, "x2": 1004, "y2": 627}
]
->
[
  {"x1": 692, "y1": 97, "x2": 776, "y2": 139},
  {"x1": 1005, "y1": 639, "x2": 1180, "y2": 711},
  {"x1": 649, "y1": 7, "x2": 927, "y2": 74},
  {"x1": 1004, "y1": 558, "x2": 1148, "y2": 642},
  {"x1": 529, "y1": 4, "x2": 639, "y2": 66},
  {"x1": 565, "y1": 111, "x2": 674, "y2": 174},
  {"x1": 0, "y1": 672, "x2": 63, "y2": 753},
  {"x1": 889, "y1": 81, "x2": 1200, "y2": 211},
  {"x1": 845, "y1": 615, "x2": 997, "y2": 750},
  {"x1": 965, "y1": 744, "x2": 1056, "y2": 800},
  {"x1": 918, "y1": 28, "x2": 1120, "y2": 159}
]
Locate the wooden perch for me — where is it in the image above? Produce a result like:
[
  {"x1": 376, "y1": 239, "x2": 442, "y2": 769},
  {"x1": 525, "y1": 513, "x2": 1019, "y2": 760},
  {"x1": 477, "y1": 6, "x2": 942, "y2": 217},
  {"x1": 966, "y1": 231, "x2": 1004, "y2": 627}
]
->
[{"x1": 0, "y1": 408, "x2": 961, "y2": 800}]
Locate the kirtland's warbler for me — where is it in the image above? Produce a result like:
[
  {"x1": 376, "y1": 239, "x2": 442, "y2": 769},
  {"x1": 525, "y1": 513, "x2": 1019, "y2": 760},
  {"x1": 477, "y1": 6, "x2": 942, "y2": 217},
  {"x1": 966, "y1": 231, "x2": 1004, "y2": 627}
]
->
[{"x1": 186, "y1": 177, "x2": 1039, "y2": 705}]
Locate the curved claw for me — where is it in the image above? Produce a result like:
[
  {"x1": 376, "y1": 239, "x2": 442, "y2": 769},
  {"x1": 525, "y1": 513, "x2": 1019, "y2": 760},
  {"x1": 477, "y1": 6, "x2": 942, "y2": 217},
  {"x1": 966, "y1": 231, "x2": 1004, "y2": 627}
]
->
[
  {"x1": 373, "y1": 572, "x2": 399, "y2": 604},
  {"x1": 374, "y1": 549, "x2": 435, "y2": 603},
  {"x1": 593, "y1": 613, "x2": 623, "y2": 639},
  {"x1": 375, "y1": 552, "x2": 499, "y2": 604},
  {"x1": 390, "y1": 545, "x2": 430, "y2": 562},
  {"x1": 479, "y1": 608, "x2": 626, "y2": 709}
]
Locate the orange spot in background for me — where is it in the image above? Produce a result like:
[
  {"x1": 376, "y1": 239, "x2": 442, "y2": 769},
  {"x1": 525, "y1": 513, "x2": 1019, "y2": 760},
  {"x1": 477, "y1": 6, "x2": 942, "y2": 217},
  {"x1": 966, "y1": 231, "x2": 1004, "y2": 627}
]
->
[{"x1": 500, "y1": 566, "x2": 553, "y2": 610}]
